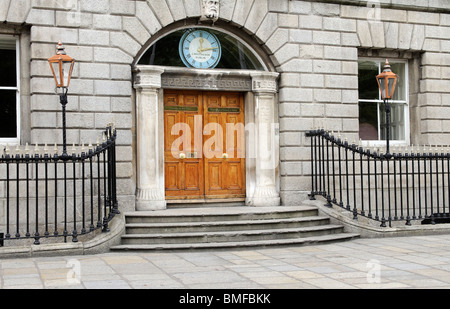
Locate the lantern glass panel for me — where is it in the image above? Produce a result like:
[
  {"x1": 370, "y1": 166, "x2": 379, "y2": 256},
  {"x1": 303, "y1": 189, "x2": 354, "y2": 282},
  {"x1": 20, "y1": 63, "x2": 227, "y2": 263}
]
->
[
  {"x1": 62, "y1": 61, "x2": 73, "y2": 87},
  {"x1": 377, "y1": 77, "x2": 386, "y2": 99},
  {"x1": 388, "y1": 77, "x2": 396, "y2": 99},
  {"x1": 51, "y1": 61, "x2": 61, "y2": 86}
]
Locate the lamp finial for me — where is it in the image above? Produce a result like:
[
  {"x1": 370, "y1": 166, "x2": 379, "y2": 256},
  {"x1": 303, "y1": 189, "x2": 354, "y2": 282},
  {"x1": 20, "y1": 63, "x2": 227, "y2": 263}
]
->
[{"x1": 56, "y1": 40, "x2": 66, "y2": 55}]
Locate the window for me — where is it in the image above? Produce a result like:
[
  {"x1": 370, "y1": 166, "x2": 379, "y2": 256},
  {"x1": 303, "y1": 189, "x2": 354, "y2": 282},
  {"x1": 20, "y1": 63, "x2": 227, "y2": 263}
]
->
[
  {"x1": 0, "y1": 35, "x2": 19, "y2": 143},
  {"x1": 138, "y1": 28, "x2": 266, "y2": 71},
  {"x1": 358, "y1": 59, "x2": 408, "y2": 145}
]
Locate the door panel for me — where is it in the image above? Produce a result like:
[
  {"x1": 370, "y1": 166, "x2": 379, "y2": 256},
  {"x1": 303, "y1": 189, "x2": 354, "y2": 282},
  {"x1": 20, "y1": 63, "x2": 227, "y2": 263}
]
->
[
  {"x1": 164, "y1": 90, "x2": 245, "y2": 200},
  {"x1": 203, "y1": 92, "x2": 245, "y2": 198},
  {"x1": 164, "y1": 91, "x2": 204, "y2": 198}
]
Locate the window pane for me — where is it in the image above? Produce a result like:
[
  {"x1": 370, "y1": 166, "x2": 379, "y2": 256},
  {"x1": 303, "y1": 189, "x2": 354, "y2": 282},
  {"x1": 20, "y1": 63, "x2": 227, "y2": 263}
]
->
[
  {"x1": 390, "y1": 62, "x2": 406, "y2": 101},
  {"x1": 0, "y1": 49, "x2": 16, "y2": 87},
  {"x1": 0, "y1": 90, "x2": 17, "y2": 138},
  {"x1": 359, "y1": 102, "x2": 379, "y2": 140},
  {"x1": 380, "y1": 103, "x2": 404, "y2": 141},
  {"x1": 358, "y1": 61, "x2": 379, "y2": 100}
]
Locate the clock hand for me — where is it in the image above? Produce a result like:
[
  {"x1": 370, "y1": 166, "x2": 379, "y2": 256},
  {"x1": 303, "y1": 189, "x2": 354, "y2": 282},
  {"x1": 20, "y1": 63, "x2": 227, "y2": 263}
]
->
[
  {"x1": 197, "y1": 38, "x2": 204, "y2": 53},
  {"x1": 199, "y1": 46, "x2": 219, "y2": 52}
]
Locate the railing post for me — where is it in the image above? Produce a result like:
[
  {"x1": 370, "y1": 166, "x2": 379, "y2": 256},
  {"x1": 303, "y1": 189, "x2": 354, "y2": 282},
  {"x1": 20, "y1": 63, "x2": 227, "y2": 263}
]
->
[
  {"x1": 89, "y1": 148, "x2": 95, "y2": 232},
  {"x1": 81, "y1": 148, "x2": 86, "y2": 235},
  {"x1": 102, "y1": 137, "x2": 110, "y2": 233},
  {"x1": 399, "y1": 151, "x2": 404, "y2": 221},
  {"x1": 447, "y1": 153, "x2": 450, "y2": 218},
  {"x1": 345, "y1": 139, "x2": 350, "y2": 211},
  {"x1": 54, "y1": 152, "x2": 59, "y2": 237},
  {"x1": 111, "y1": 128, "x2": 119, "y2": 215},
  {"x1": 417, "y1": 151, "x2": 422, "y2": 220},
  {"x1": 429, "y1": 149, "x2": 435, "y2": 225},
  {"x1": 34, "y1": 150, "x2": 40, "y2": 245},
  {"x1": 15, "y1": 151, "x2": 20, "y2": 239},
  {"x1": 338, "y1": 135, "x2": 344, "y2": 208},
  {"x1": 374, "y1": 153, "x2": 379, "y2": 222},
  {"x1": 405, "y1": 151, "x2": 411, "y2": 226},
  {"x1": 441, "y1": 151, "x2": 445, "y2": 217},
  {"x1": 5, "y1": 153, "x2": 10, "y2": 240},
  {"x1": 331, "y1": 134, "x2": 337, "y2": 204},
  {"x1": 44, "y1": 152, "x2": 49, "y2": 238},
  {"x1": 72, "y1": 151, "x2": 78, "y2": 243},
  {"x1": 367, "y1": 149, "x2": 372, "y2": 219},
  {"x1": 359, "y1": 145, "x2": 365, "y2": 217},
  {"x1": 393, "y1": 151, "x2": 398, "y2": 221},
  {"x1": 380, "y1": 154, "x2": 386, "y2": 227},
  {"x1": 352, "y1": 142, "x2": 357, "y2": 220},
  {"x1": 321, "y1": 130, "x2": 326, "y2": 198},
  {"x1": 411, "y1": 151, "x2": 416, "y2": 221},
  {"x1": 325, "y1": 132, "x2": 332, "y2": 207},
  {"x1": 306, "y1": 129, "x2": 318, "y2": 200},
  {"x1": 25, "y1": 151, "x2": 30, "y2": 238}
]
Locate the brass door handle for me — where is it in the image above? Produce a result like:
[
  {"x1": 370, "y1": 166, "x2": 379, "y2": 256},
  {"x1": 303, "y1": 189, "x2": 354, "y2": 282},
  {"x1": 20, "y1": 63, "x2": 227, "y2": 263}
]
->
[
  {"x1": 222, "y1": 153, "x2": 228, "y2": 159},
  {"x1": 179, "y1": 153, "x2": 186, "y2": 159}
]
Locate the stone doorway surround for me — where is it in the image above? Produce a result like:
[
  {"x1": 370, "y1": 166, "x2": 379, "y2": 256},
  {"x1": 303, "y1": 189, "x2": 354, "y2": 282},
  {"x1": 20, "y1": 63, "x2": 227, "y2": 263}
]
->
[{"x1": 133, "y1": 66, "x2": 280, "y2": 211}]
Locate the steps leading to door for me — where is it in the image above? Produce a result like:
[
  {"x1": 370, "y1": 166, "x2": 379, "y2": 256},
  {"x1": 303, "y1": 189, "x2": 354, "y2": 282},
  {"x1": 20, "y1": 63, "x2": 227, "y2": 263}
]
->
[{"x1": 110, "y1": 206, "x2": 359, "y2": 251}]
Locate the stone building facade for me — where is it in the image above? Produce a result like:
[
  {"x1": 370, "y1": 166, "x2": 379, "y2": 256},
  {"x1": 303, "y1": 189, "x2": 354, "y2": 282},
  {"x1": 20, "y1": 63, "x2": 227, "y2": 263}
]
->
[{"x1": 0, "y1": 0, "x2": 449, "y2": 212}]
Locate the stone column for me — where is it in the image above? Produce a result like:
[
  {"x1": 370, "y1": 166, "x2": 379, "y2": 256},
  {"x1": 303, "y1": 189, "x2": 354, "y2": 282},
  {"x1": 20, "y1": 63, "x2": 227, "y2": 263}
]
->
[
  {"x1": 247, "y1": 72, "x2": 280, "y2": 207},
  {"x1": 133, "y1": 67, "x2": 166, "y2": 211}
]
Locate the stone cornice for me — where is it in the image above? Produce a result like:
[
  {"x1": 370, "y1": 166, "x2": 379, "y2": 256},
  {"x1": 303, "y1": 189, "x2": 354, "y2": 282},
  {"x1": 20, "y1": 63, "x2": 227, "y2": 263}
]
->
[
  {"x1": 296, "y1": 0, "x2": 450, "y2": 13},
  {"x1": 133, "y1": 65, "x2": 279, "y2": 93}
]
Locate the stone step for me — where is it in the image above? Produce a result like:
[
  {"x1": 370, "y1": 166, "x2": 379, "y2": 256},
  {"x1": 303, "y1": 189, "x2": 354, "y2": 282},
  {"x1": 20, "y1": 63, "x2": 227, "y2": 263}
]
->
[
  {"x1": 120, "y1": 225, "x2": 346, "y2": 245},
  {"x1": 110, "y1": 205, "x2": 360, "y2": 252},
  {"x1": 123, "y1": 206, "x2": 320, "y2": 224},
  {"x1": 110, "y1": 233, "x2": 360, "y2": 251},
  {"x1": 124, "y1": 216, "x2": 331, "y2": 234}
]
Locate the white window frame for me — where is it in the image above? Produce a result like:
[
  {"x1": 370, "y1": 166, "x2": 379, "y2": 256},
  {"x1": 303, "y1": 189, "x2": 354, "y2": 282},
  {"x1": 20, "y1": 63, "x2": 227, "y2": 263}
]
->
[
  {"x1": 0, "y1": 35, "x2": 20, "y2": 145},
  {"x1": 358, "y1": 58, "x2": 410, "y2": 148}
]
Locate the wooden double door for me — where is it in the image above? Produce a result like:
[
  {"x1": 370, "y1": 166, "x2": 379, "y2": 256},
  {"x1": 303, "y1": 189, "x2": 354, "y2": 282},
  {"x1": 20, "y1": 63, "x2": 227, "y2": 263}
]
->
[{"x1": 164, "y1": 90, "x2": 246, "y2": 200}]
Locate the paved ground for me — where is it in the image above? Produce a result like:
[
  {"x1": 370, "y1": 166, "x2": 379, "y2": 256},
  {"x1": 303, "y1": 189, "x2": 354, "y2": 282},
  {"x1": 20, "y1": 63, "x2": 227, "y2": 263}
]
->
[{"x1": 1, "y1": 234, "x2": 450, "y2": 289}]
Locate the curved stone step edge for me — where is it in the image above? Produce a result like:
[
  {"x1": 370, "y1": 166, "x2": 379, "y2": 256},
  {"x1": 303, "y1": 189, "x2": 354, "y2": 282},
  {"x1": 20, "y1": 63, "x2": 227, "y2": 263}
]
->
[
  {"x1": 110, "y1": 233, "x2": 360, "y2": 251},
  {"x1": 123, "y1": 207, "x2": 319, "y2": 223},
  {"x1": 124, "y1": 216, "x2": 331, "y2": 229},
  {"x1": 120, "y1": 224, "x2": 345, "y2": 240}
]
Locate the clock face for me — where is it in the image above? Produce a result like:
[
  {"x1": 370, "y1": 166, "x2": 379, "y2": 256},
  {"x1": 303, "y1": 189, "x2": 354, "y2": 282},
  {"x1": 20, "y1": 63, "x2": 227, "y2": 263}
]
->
[{"x1": 179, "y1": 29, "x2": 222, "y2": 69}]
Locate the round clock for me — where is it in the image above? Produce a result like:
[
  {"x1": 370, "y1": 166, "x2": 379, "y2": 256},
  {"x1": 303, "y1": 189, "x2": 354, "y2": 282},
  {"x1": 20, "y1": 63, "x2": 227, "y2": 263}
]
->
[{"x1": 179, "y1": 29, "x2": 222, "y2": 69}]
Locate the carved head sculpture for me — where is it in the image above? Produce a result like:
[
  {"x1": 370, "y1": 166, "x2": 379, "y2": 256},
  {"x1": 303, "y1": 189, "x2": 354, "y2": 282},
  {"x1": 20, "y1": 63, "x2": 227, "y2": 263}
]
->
[{"x1": 200, "y1": 0, "x2": 220, "y2": 22}]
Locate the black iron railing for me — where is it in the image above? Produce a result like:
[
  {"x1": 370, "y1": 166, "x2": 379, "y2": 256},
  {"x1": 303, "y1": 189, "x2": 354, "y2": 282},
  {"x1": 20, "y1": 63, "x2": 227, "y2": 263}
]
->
[
  {"x1": 0, "y1": 126, "x2": 118, "y2": 246},
  {"x1": 307, "y1": 129, "x2": 450, "y2": 227}
]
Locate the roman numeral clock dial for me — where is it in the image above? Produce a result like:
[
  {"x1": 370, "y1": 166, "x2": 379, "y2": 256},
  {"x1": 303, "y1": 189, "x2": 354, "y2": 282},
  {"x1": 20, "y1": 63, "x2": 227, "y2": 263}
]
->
[{"x1": 179, "y1": 29, "x2": 222, "y2": 69}]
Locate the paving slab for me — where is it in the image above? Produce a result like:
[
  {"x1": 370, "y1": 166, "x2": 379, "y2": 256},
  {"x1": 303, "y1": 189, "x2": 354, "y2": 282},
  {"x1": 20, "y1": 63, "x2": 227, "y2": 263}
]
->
[{"x1": 1, "y1": 234, "x2": 450, "y2": 291}]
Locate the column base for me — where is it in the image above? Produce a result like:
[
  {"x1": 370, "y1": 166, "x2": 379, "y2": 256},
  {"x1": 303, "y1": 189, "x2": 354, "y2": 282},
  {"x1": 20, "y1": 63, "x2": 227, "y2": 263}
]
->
[
  {"x1": 136, "y1": 188, "x2": 166, "y2": 211},
  {"x1": 246, "y1": 196, "x2": 281, "y2": 207},
  {"x1": 136, "y1": 199, "x2": 167, "y2": 211}
]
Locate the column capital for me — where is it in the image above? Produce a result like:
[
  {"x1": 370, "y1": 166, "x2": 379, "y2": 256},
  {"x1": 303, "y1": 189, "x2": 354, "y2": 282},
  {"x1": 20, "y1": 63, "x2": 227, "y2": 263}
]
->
[
  {"x1": 133, "y1": 66, "x2": 165, "y2": 90},
  {"x1": 250, "y1": 72, "x2": 279, "y2": 94}
]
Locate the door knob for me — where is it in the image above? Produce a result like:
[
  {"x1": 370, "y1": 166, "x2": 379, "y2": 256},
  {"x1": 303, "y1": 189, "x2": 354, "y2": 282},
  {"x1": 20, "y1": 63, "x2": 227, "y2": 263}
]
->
[
  {"x1": 222, "y1": 153, "x2": 228, "y2": 159},
  {"x1": 179, "y1": 153, "x2": 186, "y2": 159}
]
